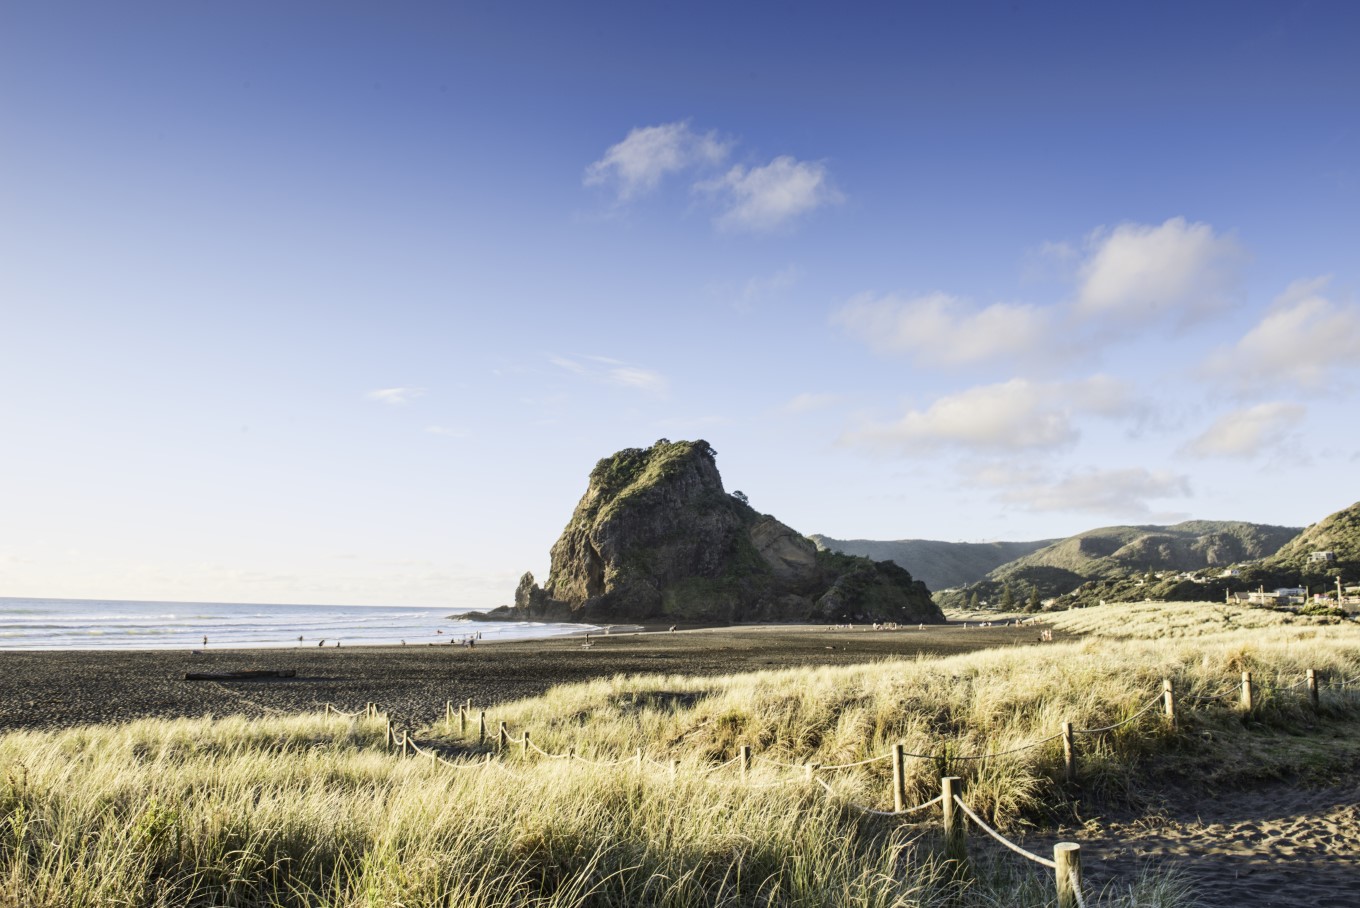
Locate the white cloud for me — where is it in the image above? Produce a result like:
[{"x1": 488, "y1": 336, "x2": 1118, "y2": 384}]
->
[
  {"x1": 1203, "y1": 276, "x2": 1360, "y2": 392},
  {"x1": 1075, "y1": 217, "x2": 1244, "y2": 322},
  {"x1": 990, "y1": 466, "x2": 1192, "y2": 515},
  {"x1": 832, "y1": 291, "x2": 1055, "y2": 366},
  {"x1": 1181, "y1": 402, "x2": 1307, "y2": 459},
  {"x1": 779, "y1": 392, "x2": 841, "y2": 414},
  {"x1": 844, "y1": 376, "x2": 1139, "y2": 454},
  {"x1": 550, "y1": 355, "x2": 669, "y2": 395},
  {"x1": 736, "y1": 265, "x2": 801, "y2": 311},
  {"x1": 701, "y1": 156, "x2": 842, "y2": 232},
  {"x1": 584, "y1": 121, "x2": 729, "y2": 201},
  {"x1": 364, "y1": 387, "x2": 425, "y2": 405}
]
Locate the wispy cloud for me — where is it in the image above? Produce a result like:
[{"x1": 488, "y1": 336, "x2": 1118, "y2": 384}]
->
[
  {"x1": 986, "y1": 466, "x2": 1192, "y2": 516},
  {"x1": 832, "y1": 291, "x2": 1057, "y2": 367},
  {"x1": 1075, "y1": 217, "x2": 1245, "y2": 323},
  {"x1": 713, "y1": 264, "x2": 802, "y2": 312},
  {"x1": 1202, "y1": 276, "x2": 1360, "y2": 393},
  {"x1": 583, "y1": 121, "x2": 729, "y2": 201},
  {"x1": 700, "y1": 156, "x2": 842, "y2": 232},
  {"x1": 364, "y1": 387, "x2": 426, "y2": 406},
  {"x1": 779, "y1": 391, "x2": 842, "y2": 415},
  {"x1": 843, "y1": 376, "x2": 1140, "y2": 455},
  {"x1": 550, "y1": 355, "x2": 669, "y2": 395},
  {"x1": 1180, "y1": 402, "x2": 1306, "y2": 459}
]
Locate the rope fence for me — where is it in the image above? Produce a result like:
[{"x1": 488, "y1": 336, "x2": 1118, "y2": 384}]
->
[
  {"x1": 320, "y1": 665, "x2": 1358, "y2": 792},
  {"x1": 303, "y1": 664, "x2": 1357, "y2": 908}
]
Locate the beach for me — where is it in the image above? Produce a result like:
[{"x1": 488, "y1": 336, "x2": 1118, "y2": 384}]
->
[{"x1": 0, "y1": 622, "x2": 1046, "y2": 730}]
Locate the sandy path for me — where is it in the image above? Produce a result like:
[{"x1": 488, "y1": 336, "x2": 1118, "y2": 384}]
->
[
  {"x1": 998, "y1": 781, "x2": 1360, "y2": 908},
  {"x1": 1089, "y1": 782, "x2": 1360, "y2": 908}
]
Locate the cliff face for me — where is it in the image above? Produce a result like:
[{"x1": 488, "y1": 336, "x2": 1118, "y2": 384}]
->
[{"x1": 506, "y1": 440, "x2": 942, "y2": 625}]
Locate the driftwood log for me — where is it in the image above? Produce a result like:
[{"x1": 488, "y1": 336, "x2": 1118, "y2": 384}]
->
[{"x1": 183, "y1": 669, "x2": 297, "y2": 681}]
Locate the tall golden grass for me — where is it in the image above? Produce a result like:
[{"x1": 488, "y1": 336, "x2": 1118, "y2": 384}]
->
[{"x1": 2, "y1": 602, "x2": 1356, "y2": 907}]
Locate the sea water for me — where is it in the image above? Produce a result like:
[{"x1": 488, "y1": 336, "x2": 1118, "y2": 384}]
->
[{"x1": 0, "y1": 597, "x2": 599, "y2": 651}]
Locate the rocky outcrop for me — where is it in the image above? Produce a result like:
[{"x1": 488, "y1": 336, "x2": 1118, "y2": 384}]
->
[{"x1": 490, "y1": 439, "x2": 942, "y2": 625}]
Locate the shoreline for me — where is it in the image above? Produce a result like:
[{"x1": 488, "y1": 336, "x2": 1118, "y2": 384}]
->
[{"x1": 0, "y1": 622, "x2": 1053, "y2": 731}]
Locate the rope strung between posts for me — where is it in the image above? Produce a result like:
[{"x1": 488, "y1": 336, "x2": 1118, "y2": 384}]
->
[
  {"x1": 698, "y1": 755, "x2": 742, "y2": 775},
  {"x1": 405, "y1": 736, "x2": 491, "y2": 770},
  {"x1": 950, "y1": 795, "x2": 1057, "y2": 870},
  {"x1": 1069, "y1": 868, "x2": 1088, "y2": 908},
  {"x1": 569, "y1": 752, "x2": 632, "y2": 767},
  {"x1": 949, "y1": 733, "x2": 1064, "y2": 761},
  {"x1": 1074, "y1": 691, "x2": 1165, "y2": 734},
  {"x1": 526, "y1": 738, "x2": 572, "y2": 760},
  {"x1": 1187, "y1": 682, "x2": 1239, "y2": 703},
  {"x1": 815, "y1": 777, "x2": 944, "y2": 817},
  {"x1": 815, "y1": 751, "x2": 894, "y2": 771}
]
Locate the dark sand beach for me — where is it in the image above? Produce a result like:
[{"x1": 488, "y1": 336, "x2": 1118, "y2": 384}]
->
[
  {"x1": 5, "y1": 621, "x2": 1359, "y2": 906},
  {"x1": 0, "y1": 622, "x2": 1047, "y2": 730}
]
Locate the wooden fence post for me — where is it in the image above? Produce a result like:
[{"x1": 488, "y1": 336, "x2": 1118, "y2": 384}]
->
[
  {"x1": 892, "y1": 742, "x2": 907, "y2": 812},
  {"x1": 1054, "y1": 842, "x2": 1081, "y2": 908},
  {"x1": 1162, "y1": 678, "x2": 1176, "y2": 728},
  {"x1": 941, "y1": 776, "x2": 966, "y2": 865},
  {"x1": 402, "y1": 730, "x2": 411, "y2": 757},
  {"x1": 459, "y1": 705, "x2": 467, "y2": 735},
  {"x1": 324, "y1": 703, "x2": 331, "y2": 717},
  {"x1": 522, "y1": 730, "x2": 531, "y2": 758},
  {"x1": 1061, "y1": 721, "x2": 1076, "y2": 783},
  {"x1": 498, "y1": 721, "x2": 508, "y2": 752},
  {"x1": 740, "y1": 745, "x2": 751, "y2": 781},
  {"x1": 670, "y1": 759, "x2": 678, "y2": 778},
  {"x1": 1307, "y1": 669, "x2": 1319, "y2": 710},
  {"x1": 386, "y1": 717, "x2": 394, "y2": 749},
  {"x1": 1241, "y1": 671, "x2": 1254, "y2": 711},
  {"x1": 445, "y1": 700, "x2": 453, "y2": 726},
  {"x1": 478, "y1": 710, "x2": 486, "y2": 745}
]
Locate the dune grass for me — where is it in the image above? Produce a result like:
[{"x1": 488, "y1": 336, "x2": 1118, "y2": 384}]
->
[{"x1": 3, "y1": 603, "x2": 1358, "y2": 907}]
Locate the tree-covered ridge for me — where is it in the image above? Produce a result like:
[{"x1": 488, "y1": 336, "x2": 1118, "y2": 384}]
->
[{"x1": 809, "y1": 535, "x2": 1056, "y2": 592}]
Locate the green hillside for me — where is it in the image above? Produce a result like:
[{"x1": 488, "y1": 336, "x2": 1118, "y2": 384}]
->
[
  {"x1": 808, "y1": 535, "x2": 1055, "y2": 591},
  {"x1": 1265, "y1": 500, "x2": 1360, "y2": 571},
  {"x1": 934, "y1": 519, "x2": 1301, "y2": 609}
]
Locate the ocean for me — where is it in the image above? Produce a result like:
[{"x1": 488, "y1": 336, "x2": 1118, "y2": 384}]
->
[{"x1": 0, "y1": 597, "x2": 600, "y2": 651}]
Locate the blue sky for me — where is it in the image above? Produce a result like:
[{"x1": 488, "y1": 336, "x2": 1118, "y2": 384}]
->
[{"x1": 2, "y1": 2, "x2": 1358, "y2": 607}]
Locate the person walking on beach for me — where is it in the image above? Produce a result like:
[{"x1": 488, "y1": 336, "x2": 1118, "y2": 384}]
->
[{"x1": 203, "y1": 635, "x2": 208, "y2": 647}]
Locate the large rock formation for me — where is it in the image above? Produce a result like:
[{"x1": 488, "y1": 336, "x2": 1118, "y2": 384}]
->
[{"x1": 491, "y1": 439, "x2": 942, "y2": 625}]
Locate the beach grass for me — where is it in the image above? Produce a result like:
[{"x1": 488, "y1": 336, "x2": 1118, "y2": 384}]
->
[{"x1": 3, "y1": 602, "x2": 1359, "y2": 907}]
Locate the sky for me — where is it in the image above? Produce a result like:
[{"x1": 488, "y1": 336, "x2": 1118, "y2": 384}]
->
[{"x1": 2, "y1": 1, "x2": 1358, "y2": 608}]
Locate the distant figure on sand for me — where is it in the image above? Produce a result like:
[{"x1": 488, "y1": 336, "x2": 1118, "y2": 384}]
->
[
  {"x1": 318, "y1": 639, "x2": 325, "y2": 647},
  {"x1": 298, "y1": 635, "x2": 303, "y2": 643},
  {"x1": 203, "y1": 636, "x2": 208, "y2": 647}
]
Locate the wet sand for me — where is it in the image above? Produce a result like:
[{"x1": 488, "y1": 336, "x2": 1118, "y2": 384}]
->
[{"x1": 0, "y1": 622, "x2": 1046, "y2": 730}]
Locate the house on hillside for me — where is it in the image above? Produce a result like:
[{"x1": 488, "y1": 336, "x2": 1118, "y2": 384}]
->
[{"x1": 1309, "y1": 551, "x2": 1337, "y2": 563}]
